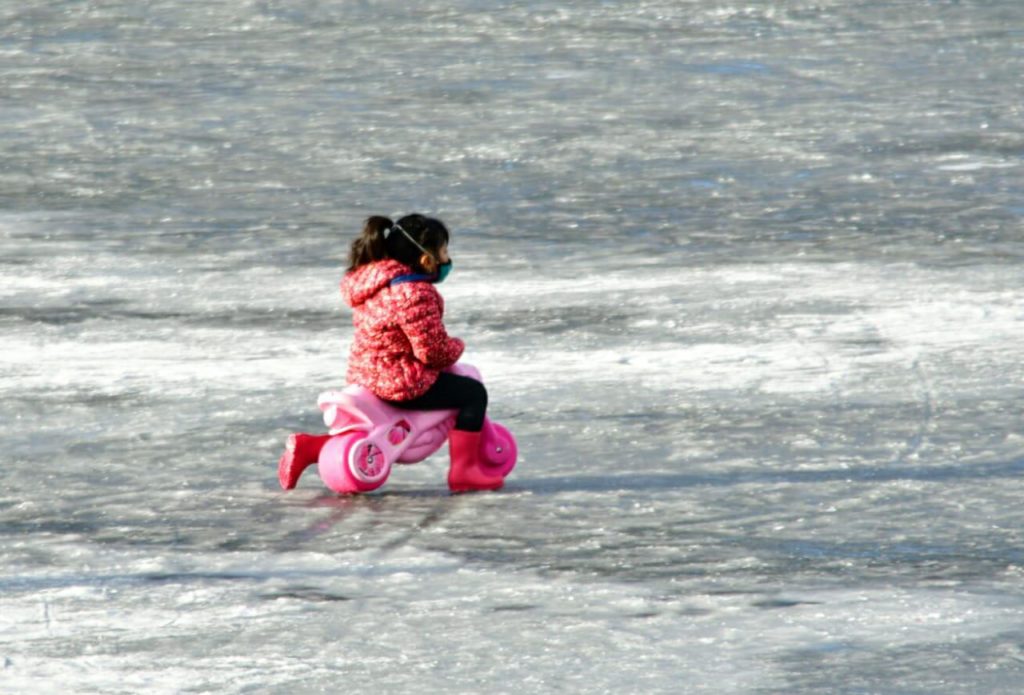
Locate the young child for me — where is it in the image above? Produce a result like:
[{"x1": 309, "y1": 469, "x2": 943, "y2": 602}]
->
[{"x1": 278, "y1": 213, "x2": 502, "y2": 492}]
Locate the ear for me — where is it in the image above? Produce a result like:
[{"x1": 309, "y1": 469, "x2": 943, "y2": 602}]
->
[{"x1": 420, "y1": 253, "x2": 437, "y2": 272}]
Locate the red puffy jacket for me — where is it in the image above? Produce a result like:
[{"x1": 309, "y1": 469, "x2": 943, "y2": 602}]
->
[{"x1": 341, "y1": 259, "x2": 465, "y2": 401}]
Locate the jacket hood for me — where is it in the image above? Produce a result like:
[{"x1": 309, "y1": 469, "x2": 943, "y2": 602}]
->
[{"x1": 341, "y1": 259, "x2": 415, "y2": 307}]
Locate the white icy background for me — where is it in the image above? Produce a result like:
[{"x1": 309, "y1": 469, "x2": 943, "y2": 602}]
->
[{"x1": 2, "y1": 1, "x2": 1024, "y2": 693}]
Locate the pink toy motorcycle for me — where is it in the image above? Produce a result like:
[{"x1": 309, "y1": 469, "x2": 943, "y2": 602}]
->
[{"x1": 278, "y1": 364, "x2": 517, "y2": 494}]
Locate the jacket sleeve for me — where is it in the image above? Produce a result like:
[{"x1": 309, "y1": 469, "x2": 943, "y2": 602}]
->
[{"x1": 396, "y1": 286, "x2": 465, "y2": 368}]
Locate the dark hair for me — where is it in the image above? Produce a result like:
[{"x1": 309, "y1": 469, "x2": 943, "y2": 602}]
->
[{"x1": 347, "y1": 213, "x2": 450, "y2": 272}]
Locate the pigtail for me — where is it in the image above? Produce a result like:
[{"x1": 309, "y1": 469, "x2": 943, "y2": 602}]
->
[{"x1": 348, "y1": 215, "x2": 393, "y2": 271}]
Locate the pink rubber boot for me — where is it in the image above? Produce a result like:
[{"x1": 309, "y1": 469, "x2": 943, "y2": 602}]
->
[
  {"x1": 278, "y1": 433, "x2": 332, "y2": 490},
  {"x1": 447, "y1": 429, "x2": 506, "y2": 493}
]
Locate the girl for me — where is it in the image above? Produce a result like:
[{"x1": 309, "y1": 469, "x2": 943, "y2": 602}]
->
[{"x1": 278, "y1": 213, "x2": 503, "y2": 492}]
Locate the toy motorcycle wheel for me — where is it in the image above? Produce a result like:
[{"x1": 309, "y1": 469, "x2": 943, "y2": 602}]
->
[
  {"x1": 481, "y1": 422, "x2": 517, "y2": 476},
  {"x1": 349, "y1": 439, "x2": 388, "y2": 484},
  {"x1": 318, "y1": 432, "x2": 391, "y2": 494}
]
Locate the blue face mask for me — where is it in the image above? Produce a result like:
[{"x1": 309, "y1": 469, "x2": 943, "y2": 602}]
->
[{"x1": 435, "y1": 260, "x2": 453, "y2": 284}]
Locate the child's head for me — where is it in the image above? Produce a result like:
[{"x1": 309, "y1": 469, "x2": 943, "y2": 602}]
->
[{"x1": 348, "y1": 214, "x2": 450, "y2": 273}]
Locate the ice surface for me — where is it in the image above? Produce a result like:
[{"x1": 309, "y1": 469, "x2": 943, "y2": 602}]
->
[{"x1": 2, "y1": 1, "x2": 1024, "y2": 693}]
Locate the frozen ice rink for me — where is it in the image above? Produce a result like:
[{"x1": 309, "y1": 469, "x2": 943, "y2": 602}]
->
[{"x1": 2, "y1": 2, "x2": 1023, "y2": 692}]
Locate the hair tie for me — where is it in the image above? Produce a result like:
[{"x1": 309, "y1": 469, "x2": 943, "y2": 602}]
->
[
  {"x1": 384, "y1": 222, "x2": 408, "y2": 240},
  {"x1": 387, "y1": 222, "x2": 434, "y2": 259}
]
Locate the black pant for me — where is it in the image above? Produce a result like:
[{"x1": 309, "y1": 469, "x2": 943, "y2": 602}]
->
[{"x1": 386, "y1": 372, "x2": 488, "y2": 432}]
